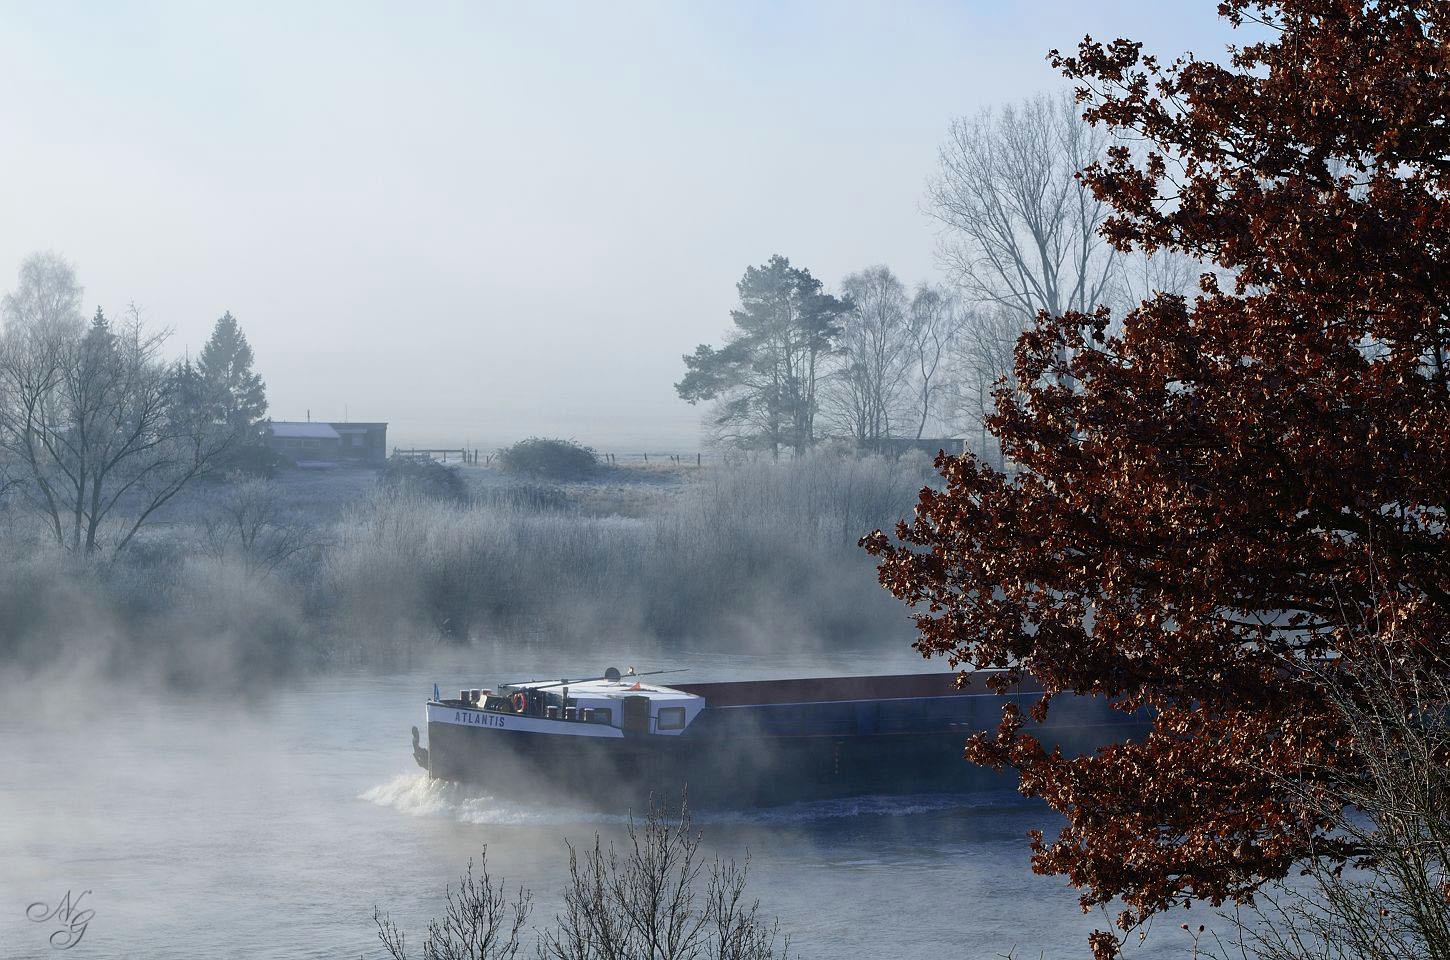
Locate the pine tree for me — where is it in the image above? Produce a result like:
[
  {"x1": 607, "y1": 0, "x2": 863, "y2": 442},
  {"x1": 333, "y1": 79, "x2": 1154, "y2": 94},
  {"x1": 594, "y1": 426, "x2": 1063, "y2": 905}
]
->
[
  {"x1": 676, "y1": 255, "x2": 848, "y2": 457},
  {"x1": 196, "y1": 311, "x2": 267, "y2": 435}
]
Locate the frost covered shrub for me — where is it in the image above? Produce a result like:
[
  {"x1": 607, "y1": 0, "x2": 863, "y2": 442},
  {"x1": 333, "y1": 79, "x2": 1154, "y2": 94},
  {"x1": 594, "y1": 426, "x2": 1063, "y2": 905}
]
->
[
  {"x1": 322, "y1": 492, "x2": 650, "y2": 646},
  {"x1": 0, "y1": 556, "x2": 117, "y2": 668},
  {"x1": 322, "y1": 454, "x2": 920, "y2": 648},
  {"x1": 0, "y1": 545, "x2": 311, "y2": 684},
  {"x1": 641, "y1": 454, "x2": 924, "y2": 640},
  {"x1": 149, "y1": 556, "x2": 315, "y2": 681},
  {"x1": 496, "y1": 437, "x2": 598, "y2": 481},
  {"x1": 378, "y1": 456, "x2": 469, "y2": 503},
  {"x1": 472, "y1": 481, "x2": 572, "y2": 513},
  {"x1": 0, "y1": 452, "x2": 933, "y2": 678}
]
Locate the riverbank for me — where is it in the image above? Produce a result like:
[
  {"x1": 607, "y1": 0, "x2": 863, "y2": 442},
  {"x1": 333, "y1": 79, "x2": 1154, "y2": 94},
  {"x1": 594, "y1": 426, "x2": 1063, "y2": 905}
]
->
[{"x1": 0, "y1": 453, "x2": 940, "y2": 689}]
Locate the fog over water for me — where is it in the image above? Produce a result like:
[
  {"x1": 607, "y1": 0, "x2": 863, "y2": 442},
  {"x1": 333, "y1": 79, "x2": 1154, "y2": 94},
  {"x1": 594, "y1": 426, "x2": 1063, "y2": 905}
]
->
[{"x1": 1, "y1": 641, "x2": 1203, "y2": 960}]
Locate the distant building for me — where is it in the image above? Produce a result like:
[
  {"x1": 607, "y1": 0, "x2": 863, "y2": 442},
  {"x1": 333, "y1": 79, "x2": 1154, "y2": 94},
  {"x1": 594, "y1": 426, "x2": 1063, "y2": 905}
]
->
[
  {"x1": 332, "y1": 422, "x2": 388, "y2": 462},
  {"x1": 265, "y1": 420, "x2": 387, "y2": 465}
]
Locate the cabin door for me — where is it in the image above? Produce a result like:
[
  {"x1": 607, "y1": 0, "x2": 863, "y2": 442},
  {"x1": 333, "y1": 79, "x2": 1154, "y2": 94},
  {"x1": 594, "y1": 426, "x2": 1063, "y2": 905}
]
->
[{"x1": 622, "y1": 696, "x2": 651, "y2": 736}]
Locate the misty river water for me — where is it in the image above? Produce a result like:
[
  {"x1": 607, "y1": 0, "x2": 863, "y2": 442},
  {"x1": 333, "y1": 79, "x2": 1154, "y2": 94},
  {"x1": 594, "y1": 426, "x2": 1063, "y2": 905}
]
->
[{"x1": 2, "y1": 640, "x2": 1202, "y2": 960}]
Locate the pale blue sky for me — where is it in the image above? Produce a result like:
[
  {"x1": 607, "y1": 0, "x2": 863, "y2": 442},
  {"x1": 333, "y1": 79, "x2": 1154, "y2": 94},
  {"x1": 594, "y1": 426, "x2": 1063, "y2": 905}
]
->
[{"x1": 0, "y1": 1, "x2": 1235, "y2": 447}]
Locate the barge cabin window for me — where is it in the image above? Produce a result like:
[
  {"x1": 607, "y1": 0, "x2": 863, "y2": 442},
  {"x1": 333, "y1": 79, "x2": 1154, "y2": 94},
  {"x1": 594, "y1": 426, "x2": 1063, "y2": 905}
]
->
[{"x1": 657, "y1": 706, "x2": 686, "y2": 731}]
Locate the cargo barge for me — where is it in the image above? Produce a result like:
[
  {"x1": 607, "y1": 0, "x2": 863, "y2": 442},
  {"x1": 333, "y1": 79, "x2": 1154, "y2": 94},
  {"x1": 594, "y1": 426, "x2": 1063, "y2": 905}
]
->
[{"x1": 413, "y1": 667, "x2": 1146, "y2": 807}]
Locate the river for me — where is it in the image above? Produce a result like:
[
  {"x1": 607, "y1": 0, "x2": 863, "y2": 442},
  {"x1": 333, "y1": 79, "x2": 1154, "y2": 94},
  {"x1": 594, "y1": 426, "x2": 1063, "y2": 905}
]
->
[{"x1": 1, "y1": 640, "x2": 1199, "y2": 959}]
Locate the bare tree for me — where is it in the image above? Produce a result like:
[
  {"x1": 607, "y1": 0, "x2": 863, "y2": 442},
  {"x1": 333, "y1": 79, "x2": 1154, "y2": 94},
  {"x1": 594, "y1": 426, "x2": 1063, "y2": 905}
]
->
[
  {"x1": 541, "y1": 801, "x2": 787, "y2": 960},
  {"x1": 946, "y1": 305, "x2": 1023, "y2": 470},
  {"x1": 376, "y1": 802, "x2": 787, "y2": 960},
  {"x1": 0, "y1": 264, "x2": 71, "y2": 525},
  {"x1": 928, "y1": 90, "x2": 1116, "y2": 323},
  {"x1": 824, "y1": 266, "x2": 913, "y2": 449},
  {"x1": 928, "y1": 94, "x2": 1208, "y2": 457},
  {"x1": 905, "y1": 284, "x2": 962, "y2": 440},
  {"x1": 204, "y1": 477, "x2": 320, "y2": 576},
  {"x1": 0, "y1": 265, "x2": 234, "y2": 555},
  {"x1": 1210, "y1": 637, "x2": 1449, "y2": 960},
  {"x1": 374, "y1": 848, "x2": 532, "y2": 960},
  {"x1": 0, "y1": 251, "x2": 86, "y2": 341},
  {"x1": 1115, "y1": 248, "x2": 1201, "y2": 314}
]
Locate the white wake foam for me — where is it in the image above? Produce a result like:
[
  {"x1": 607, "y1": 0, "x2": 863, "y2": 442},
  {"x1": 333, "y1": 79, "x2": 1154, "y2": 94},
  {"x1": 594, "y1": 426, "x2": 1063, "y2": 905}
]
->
[{"x1": 360, "y1": 773, "x2": 623, "y2": 826}]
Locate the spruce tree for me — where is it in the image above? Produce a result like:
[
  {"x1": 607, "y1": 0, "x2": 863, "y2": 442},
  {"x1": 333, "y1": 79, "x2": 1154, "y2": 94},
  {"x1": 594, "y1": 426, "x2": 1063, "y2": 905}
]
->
[{"x1": 196, "y1": 311, "x2": 267, "y2": 435}]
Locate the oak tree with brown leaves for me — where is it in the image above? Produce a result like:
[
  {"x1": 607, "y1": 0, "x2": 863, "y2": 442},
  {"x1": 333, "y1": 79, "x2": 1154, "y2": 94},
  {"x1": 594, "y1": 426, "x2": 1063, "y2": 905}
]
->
[{"x1": 863, "y1": 2, "x2": 1450, "y2": 956}]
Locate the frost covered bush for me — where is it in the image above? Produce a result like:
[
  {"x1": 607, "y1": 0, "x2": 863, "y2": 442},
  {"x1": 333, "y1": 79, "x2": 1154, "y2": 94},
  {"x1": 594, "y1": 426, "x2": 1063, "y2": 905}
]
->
[
  {"x1": 496, "y1": 437, "x2": 598, "y2": 481},
  {"x1": 321, "y1": 454, "x2": 921, "y2": 649},
  {"x1": 0, "y1": 453, "x2": 932, "y2": 679},
  {"x1": 471, "y1": 480, "x2": 572, "y2": 513},
  {"x1": 378, "y1": 456, "x2": 469, "y2": 503}
]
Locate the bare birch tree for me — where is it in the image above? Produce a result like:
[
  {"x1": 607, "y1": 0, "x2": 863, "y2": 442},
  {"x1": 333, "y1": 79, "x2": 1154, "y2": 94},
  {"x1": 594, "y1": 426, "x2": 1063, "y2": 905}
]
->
[
  {"x1": 0, "y1": 252, "x2": 85, "y2": 341},
  {"x1": 825, "y1": 266, "x2": 913, "y2": 449},
  {"x1": 947, "y1": 305, "x2": 1022, "y2": 470},
  {"x1": 927, "y1": 89, "x2": 1116, "y2": 322}
]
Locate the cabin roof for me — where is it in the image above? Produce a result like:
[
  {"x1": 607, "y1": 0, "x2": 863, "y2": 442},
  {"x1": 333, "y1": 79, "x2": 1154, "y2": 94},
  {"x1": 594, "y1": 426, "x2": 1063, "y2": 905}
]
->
[
  {"x1": 268, "y1": 421, "x2": 341, "y2": 440},
  {"x1": 520, "y1": 678, "x2": 700, "y2": 703}
]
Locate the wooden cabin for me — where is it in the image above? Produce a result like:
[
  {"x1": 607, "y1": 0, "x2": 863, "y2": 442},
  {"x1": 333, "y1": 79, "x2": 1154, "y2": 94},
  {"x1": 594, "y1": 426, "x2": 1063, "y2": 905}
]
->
[{"x1": 265, "y1": 420, "x2": 387, "y2": 466}]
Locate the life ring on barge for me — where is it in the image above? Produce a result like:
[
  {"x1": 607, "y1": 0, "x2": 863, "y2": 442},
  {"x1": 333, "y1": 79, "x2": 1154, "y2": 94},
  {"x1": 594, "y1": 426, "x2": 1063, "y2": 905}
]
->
[{"x1": 511, "y1": 692, "x2": 529, "y2": 714}]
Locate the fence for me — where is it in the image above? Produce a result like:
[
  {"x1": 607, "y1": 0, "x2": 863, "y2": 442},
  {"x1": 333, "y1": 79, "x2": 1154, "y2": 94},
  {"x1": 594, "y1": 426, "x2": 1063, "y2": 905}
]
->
[
  {"x1": 391, "y1": 447, "x2": 482, "y2": 464},
  {"x1": 391, "y1": 448, "x2": 707, "y2": 468},
  {"x1": 599, "y1": 452, "x2": 703, "y2": 467},
  {"x1": 392, "y1": 445, "x2": 949, "y2": 469}
]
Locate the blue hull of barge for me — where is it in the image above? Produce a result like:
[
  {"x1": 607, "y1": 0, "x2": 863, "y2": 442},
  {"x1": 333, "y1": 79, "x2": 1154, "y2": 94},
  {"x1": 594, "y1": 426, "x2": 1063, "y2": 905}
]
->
[{"x1": 424, "y1": 673, "x2": 1147, "y2": 808}]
